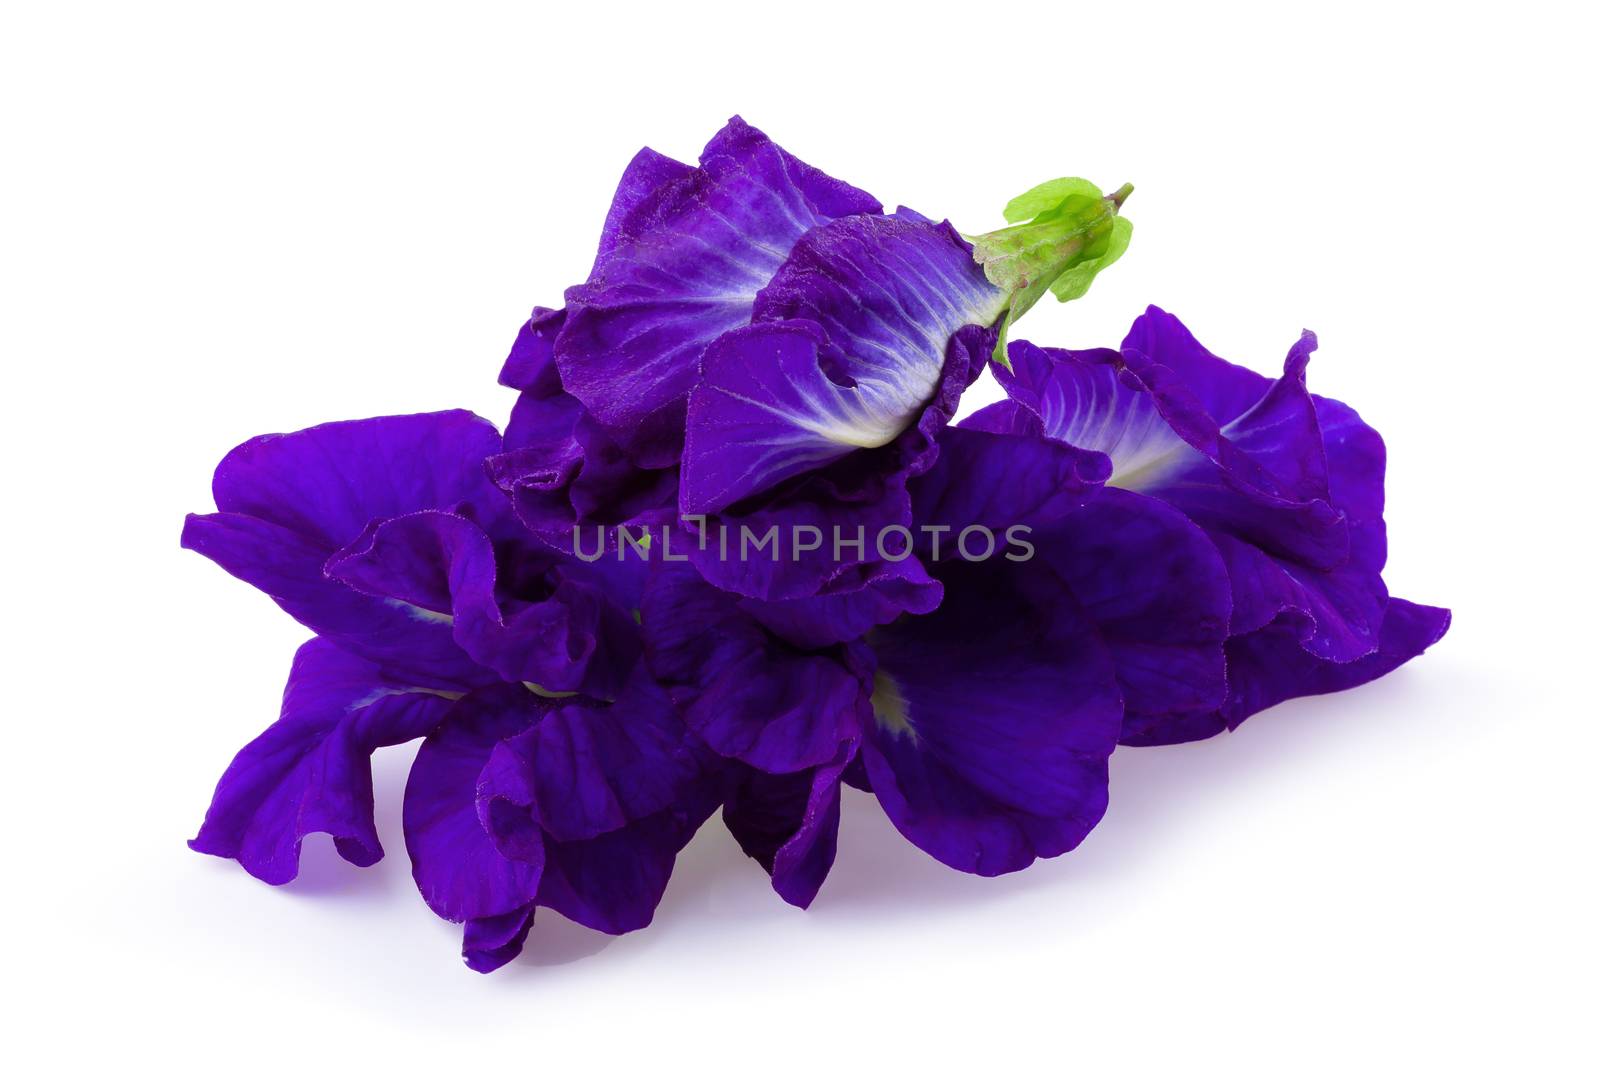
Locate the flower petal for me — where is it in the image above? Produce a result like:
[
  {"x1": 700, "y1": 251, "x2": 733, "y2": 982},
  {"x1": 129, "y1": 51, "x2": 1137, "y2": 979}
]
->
[
  {"x1": 478, "y1": 670, "x2": 704, "y2": 843},
  {"x1": 958, "y1": 398, "x2": 1043, "y2": 437},
  {"x1": 1121, "y1": 598, "x2": 1451, "y2": 746},
  {"x1": 642, "y1": 562, "x2": 869, "y2": 773},
  {"x1": 465, "y1": 684, "x2": 721, "y2": 938},
  {"x1": 461, "y1": 904, "x2": 537, "y2": 974},
  {"x1": 1315, "y1": 394, "x2": 1387, "y2": 548},
  {"x1": 403, "y1": 690, "x2": 545, "y2": 924},
  {"x1": 181, "y1": 512, "x2": 484, "y2": 688},
  {"x1": 1209, "y1": 529, "x2": 1387, "y2": 661},
  {"x1": 914, "y1": 427, "x2": 1228, "y2": 735},
  {"x1": 862, "y1": 558, "x2": 1122, "y2": 875},
  {"x1": 680, "y1": 215, "x2": 1004, "y2": 513},
  {"x1": 325, "y1": 510, "x2": 640, "y2": 698},
  {"x1": 189, "y1": 639, "x2": 458, "y2": 884},
  {"x1": 1119, "y1": 305, "x2": 1272, "y2": 427},
  {"x1": 182, "y1": 411, "x2": 507, "y2": 688},
  {"x1": 723, "y1": 742, "x2": 856, "y2": 908},
  {"x1": 536, "y1": 789, "x2": 720, "y2": 936},
  {"x1": 682, "y1": 324, "x2": 993, "y2": 605},
  {"x1": 498, "y1": 306, "x2": 569, "y2": 395},
  {"x1": 494, "y1": 305, "x2": 684, "y2": 546},
  {"x1": 736, "y1": 556, "x2": 943, "y2": 650},
  {"x1": 907, "y1": 425, "x2": 1108, "y2": 540},
  {"x1": 753, "y1": 215, "x2": 1004, "y2": 375},
  {"x1": 1002, "y1": 333, "x2": 1348, "y2": 570},
  {"x1": 995, "y1": 340, "x2": 1190, "y2": 490},
  {"x1": 1220, "y1": 598, "x2": 1452, "y2": 727},
  {"x1": 1116, "y1": 316, "x2": 1347, "y2": 567},
  {"x1": 1031, "y1": 487, "x2": 1232, "y2": 722},
  {"x1": 590, "y1": 147, "x2": 700, "y2": 269},
  {"x1": 203, "y1": 410, "x2": 504, "y2": 543}
]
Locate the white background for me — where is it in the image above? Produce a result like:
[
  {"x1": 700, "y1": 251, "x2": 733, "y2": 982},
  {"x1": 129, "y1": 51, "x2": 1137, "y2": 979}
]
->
[{"x1": 5, "y1": 1, "x2": 1595, "y2": 1072}]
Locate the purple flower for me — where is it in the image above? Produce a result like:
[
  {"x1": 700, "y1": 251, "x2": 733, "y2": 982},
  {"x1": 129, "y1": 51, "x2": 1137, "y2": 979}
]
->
[
  {"x1": 182, "y1": 410, "x2": 709, "y2": 970},
  {"x1": 492, "y1": 120, "x2": 1035, "y2": 646},
  {"x1": 489, "y1": 118, "x2": 1125, "y2": 627},
  {"x1": 972, "y1": 306, "x2": 1451, "y2": 744},
  {"x1": 176, "y1": 114, "x2": 1448, "y2": 971}
]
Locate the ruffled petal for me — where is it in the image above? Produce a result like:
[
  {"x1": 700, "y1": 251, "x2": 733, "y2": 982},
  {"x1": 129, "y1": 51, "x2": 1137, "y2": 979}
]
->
[
  {"x1": 189, "y1": 639, "x2": 459, "y2": 883},
  {"x1": 534, "y1": 790, "x2": 719, "y2": 936},
  {"x1": 495, "y1": 307, "x2": 682, "y2": 542},
  {"x1": 325, "y1": 510, "x2": 639, "y2": 698},
  {"x1": 862, "y1": 558, "x2": 1122, "y2": 875},
  {"x1": 723, "y1": 741, "x2": 856, "y2": 908},
  {"x1": 1119, "y1": 305, "x2": 1271, "y2": 427},
  {"x1": 736, "y1": 556, "x2": 942, "y2": 650},
  {"x1": 203, "y1": 410, "x2": 505, "y2": 541},
  {"x1": 557, "y1": 117, "x2": 880, "y2": 465},
  {"x1": 589, "y1": 148, "x2": 700, "y2": 269},
  {"x1": 499, "y1": 306, "x2": 568, "y2": 396},
  {"x1": 1121, "y1": 598, "x2": 1451, "y2": 746},
  {"x1": 1209, "y1": 330, "x2": 1327, "y2": 502},
  {"x1": 1116, "y1": 317, "x2": 1347, "y2": 568},
  {"x1": 1002, "y1": 333, "x2": 1348, "y2": 570},
  {"x1": 403, "y1": 676, "x2": 718, "y2": 965},
  {"x1": 478, "y1": 670, "x2": 704, "y2": 843},
  {"x1": 403, "y1": 691, "x2": 545, "y2": 924},
  {"x1": 1220, "y1": 598, "x2": 1452, "y2": 727},
  {"x1": 461, "y1": 904, "x2": 537, "y2": 974},
  {"x1": 462, "y1": 684, "x2": 720, "y2": 941},
  {"x1": 999, "y1": 321, "x2": 1397, "y2": 669},
  {"x1": 1031, "y1": 487, "x2": 1232, "y2": 722},
  {"x1": 913, "y1": 426, "x2": 1229, "y2": 737},
  {"x1": 181, "y1": 512, "x2": 483, "y2": 688},
  {"x1": 1315, "y1": 394, "x2": 1388, "y2": 549},
  {"x1": 182, "y1": 411, "x2": 507, "y2": 688},
  {"x1": 1209, "y1": 529, "x2": 1387, "y2": 661},
  {"x1": 1120, "y1": 318, "x2": 1389, "y2": 658}
]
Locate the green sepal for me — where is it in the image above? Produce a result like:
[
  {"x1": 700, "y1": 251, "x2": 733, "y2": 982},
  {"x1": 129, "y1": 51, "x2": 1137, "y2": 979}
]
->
[
  {"x1": 969, "y1": 179, "x2": 1133, "y2": 368},
  {"x1": 1002, "y1": 177, "x2": 1106, "y2": 224}
]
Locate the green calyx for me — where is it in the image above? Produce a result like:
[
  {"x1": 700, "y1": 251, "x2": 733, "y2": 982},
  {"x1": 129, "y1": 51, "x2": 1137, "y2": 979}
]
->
[{"x1": 968, "y1": 177, "x2": 1134, "y2": 369}]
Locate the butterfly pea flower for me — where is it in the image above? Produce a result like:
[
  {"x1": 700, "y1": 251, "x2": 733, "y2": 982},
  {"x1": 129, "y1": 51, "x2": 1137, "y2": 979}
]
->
[
  {"x1": 970, "y1": 307, "x2": 1450, "y2": 744},
  {"x1": 181, "y1": 410, "x2": 710, "y2": 970},
  {"x1": 641, "y1": 424, "x2": 1229, "y2": 900},
  {"x1": 490, "y1": 117, "x2": 1131, "y2": 622}
]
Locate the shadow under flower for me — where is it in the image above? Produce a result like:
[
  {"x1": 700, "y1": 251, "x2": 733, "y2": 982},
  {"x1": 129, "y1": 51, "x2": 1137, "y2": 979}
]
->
[{"x1": 512, "y1": 914, "x2": 617, "y2": 969}]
